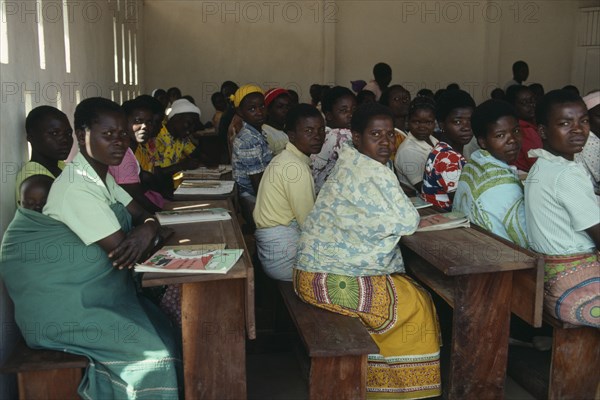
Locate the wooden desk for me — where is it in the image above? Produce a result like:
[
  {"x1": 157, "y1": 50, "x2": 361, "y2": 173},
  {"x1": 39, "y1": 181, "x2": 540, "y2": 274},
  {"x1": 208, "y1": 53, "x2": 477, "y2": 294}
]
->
[
  {"x1": 400, "y1": 208, "x2": 539, "y2": 400},
  {"x1": 143, "y1": 200, "x2": 254, "y2": 399}
]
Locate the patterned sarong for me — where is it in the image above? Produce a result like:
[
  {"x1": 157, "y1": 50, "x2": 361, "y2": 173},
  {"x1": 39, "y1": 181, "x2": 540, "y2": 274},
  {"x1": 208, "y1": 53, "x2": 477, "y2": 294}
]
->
[
  {"x1": 294, "y1": 269, "x2": 441, "y2": 399},
  {"x1": 543, "y1": 252, "x2": 600, "y2": 327}
]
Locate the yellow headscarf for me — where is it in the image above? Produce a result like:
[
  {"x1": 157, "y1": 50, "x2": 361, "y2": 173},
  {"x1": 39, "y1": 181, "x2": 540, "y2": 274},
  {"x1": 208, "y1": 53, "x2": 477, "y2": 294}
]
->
[{"x1": 230, "y1": 84, "x2": 264, "y2": 107}]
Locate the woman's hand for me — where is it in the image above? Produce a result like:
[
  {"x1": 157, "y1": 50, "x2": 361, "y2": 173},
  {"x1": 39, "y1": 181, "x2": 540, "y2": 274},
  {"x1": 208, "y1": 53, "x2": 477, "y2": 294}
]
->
[{"x1": 108, "y1": 221, "x2": 158, "y2": 269}]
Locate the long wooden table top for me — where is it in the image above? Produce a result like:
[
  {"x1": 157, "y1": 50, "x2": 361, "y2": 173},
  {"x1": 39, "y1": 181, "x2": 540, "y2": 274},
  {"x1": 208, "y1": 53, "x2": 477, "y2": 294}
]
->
[
  {"x1": 141, "y1": 199, "x2": 255, "y2": 338},
  {"x1": 141, "y1": 199, "x2": 249, "y2": 286},
  {"x1": 400, "y1": 206, "x2": 538, "y2": 276}
]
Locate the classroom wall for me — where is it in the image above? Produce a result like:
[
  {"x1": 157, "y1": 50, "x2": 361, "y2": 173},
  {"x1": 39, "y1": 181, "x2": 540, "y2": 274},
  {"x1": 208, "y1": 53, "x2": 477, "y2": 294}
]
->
[
  {"x1": 143, "y1": 0, "x2": 333, "y2": 121},
  {"x1": 144, "y1": 0, "x2": 590, "y2": 117},
  {"x1": 0, "y1": 0, "x2": 143, "y2": 395}
]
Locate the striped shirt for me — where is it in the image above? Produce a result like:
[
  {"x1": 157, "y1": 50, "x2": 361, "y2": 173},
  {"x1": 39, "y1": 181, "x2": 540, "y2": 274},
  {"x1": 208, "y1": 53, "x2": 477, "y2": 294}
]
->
[{"x1": 524, "y1": 149, "x2": 599, "y2": 255}]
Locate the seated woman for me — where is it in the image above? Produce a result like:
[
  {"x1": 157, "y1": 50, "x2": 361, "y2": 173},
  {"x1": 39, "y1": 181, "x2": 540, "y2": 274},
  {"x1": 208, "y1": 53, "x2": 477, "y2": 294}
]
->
[
  {"x1": 154, "y1": 98, "x2": 204, "y2": 193},
  {"x1": 421, "y1": 89, "x2": 475, "y2": 210},
  {"x1": 15, "y1": 105, "x2": 73, "y2": 203},
  {"x1": 524, "y1": 89, "x2": 599, "y2": 327},
  {"x1": 379, "y1": 84, "x2": 411, "y2": 161},
  {"x1": 262, "y1": 88, "x2": 292, "y2": 156},
  {"x1": 294, "y1": 103, "x2": 441, "y2": 399},
  {"x1": 394, "y1": 97, "x2": 439, "y2": 192},
  {"x1": 506, "y1": 85, "x2": 542, "y2": 172},
  {"x1": 108, "y1": 98, "x2": 166, "y2": 213},
  {"x1": 1, "y1": 97, "x2": 180, "y2": 398},
  {"x1": 454, "y1": 100, "x2": 528, "y2": 247},
  {"x1": 311, "y1": 86, "x2": 357, "y2": 193},
  {"x1": 253, "y1": 104, "x2": 325, "y2": 281}
]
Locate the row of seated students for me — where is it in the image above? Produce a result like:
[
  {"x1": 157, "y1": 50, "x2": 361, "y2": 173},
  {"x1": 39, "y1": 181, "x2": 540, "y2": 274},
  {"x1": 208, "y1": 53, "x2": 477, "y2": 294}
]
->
[
  {"x1": 229, "y1": 83, "x2": 599, "y2": 398},
  {"x1": 1, "y1": 78, "x2": 598, "y2": 398}
]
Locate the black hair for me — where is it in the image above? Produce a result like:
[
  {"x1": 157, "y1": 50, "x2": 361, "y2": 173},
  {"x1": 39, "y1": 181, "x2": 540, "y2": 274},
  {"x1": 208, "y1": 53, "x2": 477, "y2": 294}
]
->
[
  {"x1": 167, "y1": 87, "x2": 181, "y2": 95},
  {"x1": 446, "y1": 83, "x2": 460, "y2": 91},
  {"x1": 287, "y1": 89, "x2": 299, "y2": 104},
  {"x1": 471, "y1": 100, "x2": 518, "y2": 139},
  {"x1": 321, "y1": 86, "x2": 355, "y2": 113},
  {"x1": 20, "y1": 174, "x2": 53, "y2": 192},
  {"x1": 562, "y1": 85, "x2": 580, "y2": 97},
  {"x1": 284, "y1": 104, "x2": 322, "y2": 133},
  {"x1": 408, "y1": 97, "x2": 436, "y2": 119},
  {"x1": 220, "y1": 81, "x2": 238, "y2": 94},
  {"x1": 490, "y1": 88, "x2": 506, "y2": 100},
  {"x1": 435, "y1": 89, "x2": 475, "y2": 122},
  {"x1": 25, "y1": 105, "x2": 68, "y2": 136},
  {"x1": 74, "y1": 97, "x2": 124, "y2": 131},
  {"x1": 356, "y1": 90, "x2": 376, "y2": 105},
  {"x1": 528, "y1": 83, "x2": 545, "y2": 98},
  {"x1": 433, "y1": 89, "x2": 446, "y2": 103},
  {"x1": 136, "y1": 94, "x2": 165, "y2": 115},
  {"x1": 152, "y1": 88, "x2": 166, "y2": 99},
  {"x1": 309, "y1": 84, "x2": 322, "y2": 101},
  {"x1": 535, "y1": 89, "x2": 585, "y2": 126},
  {"x1": 211, "y1": 91, "x2": 225, "y2": 104},
  {"x1": 506, "y1": 85, "x2": 532, "y2": 105},
  {"x1": 123, "y1": 96, "x2": 163, "y2": 117},
  {"x1": 512, "y1": 60, "x2": 528, "y2": 74},
  {"x1": 379, "y1": 85, "x2": 408, "y2": 107},
  {"x1": 373, "y1": 63, "x2": 392, "y2": 80},
  {"x1": 417, "y1": 88, "x2": 434, "y2": 100},
  {"x1": 351, "y1": 102, "x2": 394, "y2": 134}
]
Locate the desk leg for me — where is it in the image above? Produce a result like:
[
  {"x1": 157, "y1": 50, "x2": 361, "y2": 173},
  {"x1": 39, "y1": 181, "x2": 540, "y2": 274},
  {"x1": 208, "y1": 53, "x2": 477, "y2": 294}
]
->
[
  {"x1": 449, "y1": 271, "x2": 513, "y2": 400},
  {"x1": 548, "y1": 326, "x2": 600, "y2": 399},
  {"x1": 181, "y1": 279, "x2": 246, "y2": 399}
]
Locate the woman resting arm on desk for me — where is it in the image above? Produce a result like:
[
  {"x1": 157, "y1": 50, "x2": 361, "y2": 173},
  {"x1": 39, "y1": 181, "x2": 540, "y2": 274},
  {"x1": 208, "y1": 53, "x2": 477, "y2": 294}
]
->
[
  {"x1": 294, "y1": 103, "x2": 442, "y2": 399},
  {"x1": 0, "y1": 98, "x2": 180, "y2": 399},
  {"x1": 524, "y1": 90, "x2": 600, "y2": 328}
]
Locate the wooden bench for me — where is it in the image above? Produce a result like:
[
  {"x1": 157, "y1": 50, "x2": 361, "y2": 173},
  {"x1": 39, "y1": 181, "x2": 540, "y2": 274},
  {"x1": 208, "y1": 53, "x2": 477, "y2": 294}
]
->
[
  {"x1": 1, "y1": 340, "x2": 88, "y2": 400},
  {"x1": 278, "y1": 281, "x2": 379, "y2": 400},
  {"x1": 508, "y1": 259, "x2": 600, "y2": 399}
]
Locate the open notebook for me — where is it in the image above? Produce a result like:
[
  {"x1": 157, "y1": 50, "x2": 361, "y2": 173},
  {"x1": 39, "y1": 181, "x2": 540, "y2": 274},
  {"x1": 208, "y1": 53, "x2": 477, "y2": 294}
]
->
[{"x1": 135, "y1": 244, "x2": 243, "y2": 274}]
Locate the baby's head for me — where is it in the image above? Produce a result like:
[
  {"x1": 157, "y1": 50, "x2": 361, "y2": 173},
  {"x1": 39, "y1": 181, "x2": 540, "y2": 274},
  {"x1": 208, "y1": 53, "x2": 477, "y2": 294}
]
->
[{"x1": 19, "y1": 175, "x2": 54, "y2": 212}]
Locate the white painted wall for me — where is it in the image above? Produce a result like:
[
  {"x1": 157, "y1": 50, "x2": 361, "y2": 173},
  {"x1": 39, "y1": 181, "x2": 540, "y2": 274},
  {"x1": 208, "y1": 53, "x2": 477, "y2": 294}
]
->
[
  {"x1": 0, "y1": 0, "x2": 143, "y2": 395},
  {"x1": 144, "y1": 0, "x2": 590, "y2": 118}
]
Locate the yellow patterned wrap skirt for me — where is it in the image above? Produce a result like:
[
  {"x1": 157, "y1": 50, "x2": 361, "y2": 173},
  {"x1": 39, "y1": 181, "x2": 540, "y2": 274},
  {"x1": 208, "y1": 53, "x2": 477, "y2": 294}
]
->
[{"x1": 293, "y1": 269, "x2": 441, "y2": 399}]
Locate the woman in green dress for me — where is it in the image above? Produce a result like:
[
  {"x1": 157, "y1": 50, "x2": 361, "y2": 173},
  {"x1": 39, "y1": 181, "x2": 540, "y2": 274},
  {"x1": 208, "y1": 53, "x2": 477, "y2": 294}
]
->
[{"x1": 1, "y1": 97, "x2": 180, "y2": 399}]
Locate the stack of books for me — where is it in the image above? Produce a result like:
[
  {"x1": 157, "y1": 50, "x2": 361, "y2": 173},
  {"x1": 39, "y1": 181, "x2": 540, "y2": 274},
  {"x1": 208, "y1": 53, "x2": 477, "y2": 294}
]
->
[
  {"x1": 174, "y1": 180, "x2": 235, "y2": 196},
  {"x1": 181, "y1": 165, "x2": 232, "y2": 180},
  {"x1": 416, "y1": 212, "x2": 470, "y2": 232},
  {"x1": 155, "y1": 208, "x2": 231, "y2": 225}
]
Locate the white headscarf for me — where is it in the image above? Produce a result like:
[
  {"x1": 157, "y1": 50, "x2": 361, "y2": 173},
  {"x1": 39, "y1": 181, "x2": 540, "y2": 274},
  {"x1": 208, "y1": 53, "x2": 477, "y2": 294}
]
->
[{"x1": 167, "y1": 99, "x2": 201, "y2": 120}]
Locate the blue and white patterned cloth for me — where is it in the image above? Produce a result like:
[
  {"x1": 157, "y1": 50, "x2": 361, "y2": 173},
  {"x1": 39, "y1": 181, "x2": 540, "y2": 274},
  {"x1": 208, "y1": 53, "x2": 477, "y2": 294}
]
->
[
  {"x1": 296, "y1": 143, "x2": 420, "y2": 276},
  {"x1": 232, "y1": 122, "x2": 273, "y2": 196}
]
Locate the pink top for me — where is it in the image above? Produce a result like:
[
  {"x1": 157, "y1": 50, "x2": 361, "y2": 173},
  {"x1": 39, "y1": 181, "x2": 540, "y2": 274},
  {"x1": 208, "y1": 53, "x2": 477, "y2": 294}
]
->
[
  {"x1": 109, "y1": 148, "x2": 140, "y2": 184},
  {"x1": 513, "y1": 120, "x2": 542, "y2": 172},
  {"x1": 109, "y1": 148, "x2": 165, "y2": 209}
]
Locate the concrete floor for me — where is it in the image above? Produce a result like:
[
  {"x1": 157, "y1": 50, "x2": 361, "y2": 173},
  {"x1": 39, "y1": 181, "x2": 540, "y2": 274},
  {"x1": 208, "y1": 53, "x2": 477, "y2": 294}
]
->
[{"x1": 246, "y1": 350, "x2": 536, "y2": 400}]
